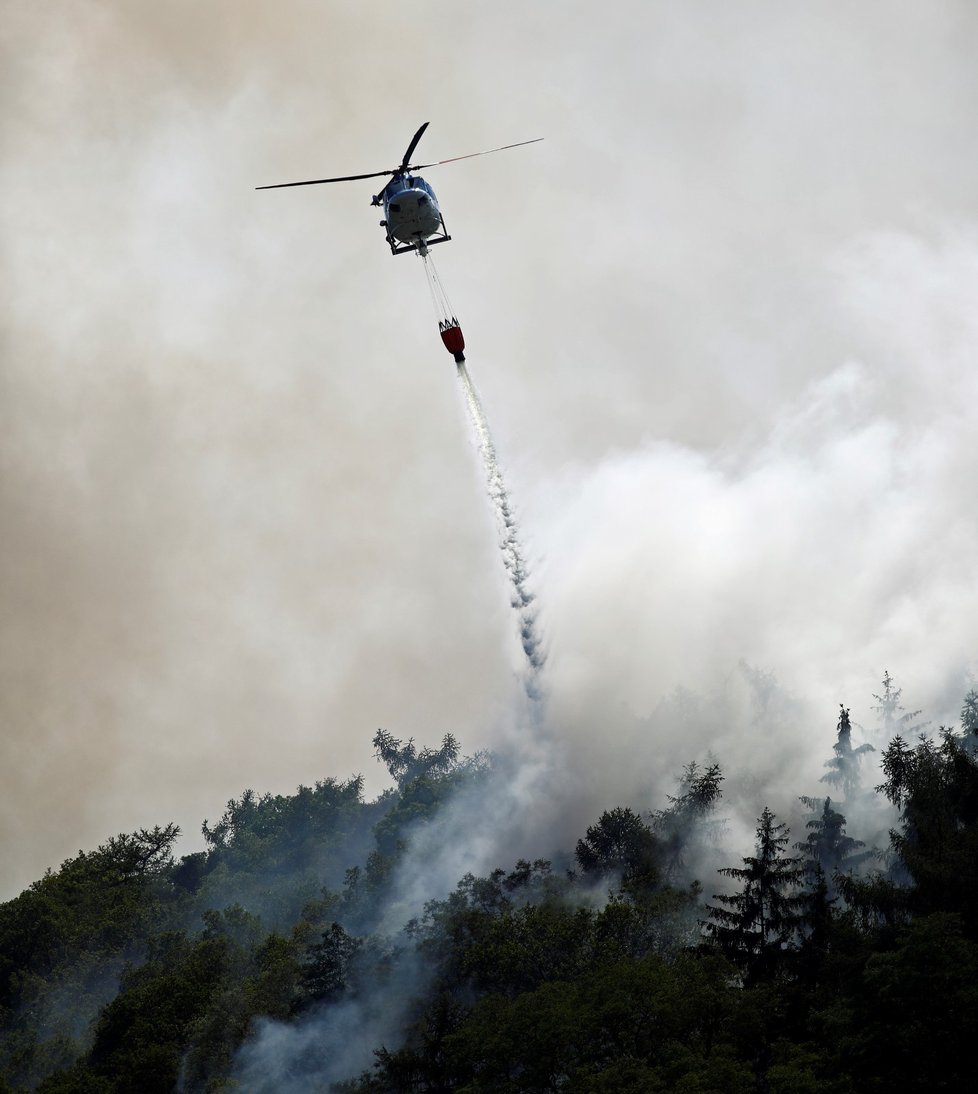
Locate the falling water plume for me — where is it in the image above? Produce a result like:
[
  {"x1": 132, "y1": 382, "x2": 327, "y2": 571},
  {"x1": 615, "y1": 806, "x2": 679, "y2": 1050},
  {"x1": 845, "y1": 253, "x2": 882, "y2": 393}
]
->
[{"x1": 456, "y1": 362, "x2": 545, "y2": 697}]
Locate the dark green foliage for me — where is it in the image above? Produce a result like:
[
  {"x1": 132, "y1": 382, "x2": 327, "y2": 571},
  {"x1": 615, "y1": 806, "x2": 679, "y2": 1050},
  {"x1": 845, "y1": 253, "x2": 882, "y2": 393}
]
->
[
  {"x1": 0, "y1": 735, "x2": 485, "y2": 1090},
  {"x1": 355, "y1": 843, "x2": 710, "y2": 1091},
  {"x1": 875, "y1": 728, "x2": 978, "y2": 931},
  {"x1": 651, "y1": 761, "x2": 724, "y2": 879},
  {"x1": 302, "y1": 921, "x2": 362, "y2": 1003},
  {"x1": 368, "y1": 731, "x2": 491, "y2": 903},
  {"x1": 0, "y1": 825, "x2": 180, "y2": 1010},
  {"x1": 704, "y1": 808, "x2": 806, "y2": 985},
  {"x1": 857, "y1": 914, "x2": 978, "y2": 1088},
  {"x1": 373, "y1": 730, "x2": 466, "y2": 788},
  {"x1": 795, "y1": 796, "x2": 873, "y2": 896},
  {"x1": 197, "y1": 776, "x2": 370, "y2": 927},
  {"x1": 961, "y1": 688, "x2": 978, "y2": 740},
  {"x1": 372, "y1": 777, "x2": 459, "y2": 859},
  {"x1": 359, "y1": 951, "x2": 749, "y2": 1093},
  {"x1": 409, "y1": 862, "x2": 588, "y2": 997},
  {"x1": 35, "y1": 1067, "x2": 112, "y2": 1092},
  {"x1": 178, "y1": 913, "x2": 304, "y2": 1090},
  {"x1": 813, "y1": 913, "x2": 978, "y2": 1093},
  {"x1": 86, "y1": 929, "x2": 232, "y2": 1092},
  {"x1": 170, "y1": 852, "x2": 209, "y2": 895},
  {"x1": 202, "y1": 778, "x2": 365, "y2": 860},
  {"x1": 8, "y1": 687, "x2": 978, "y2": 1094},
  {"x1": 834, "y1": 868, "x2": 911, "y2": 934},
  {"x1": 0, "y1": 826, "x2": 182, "y2": 1089},
  {"x1": 574, "y1": 807, "x2": 662, "y2": 892}
]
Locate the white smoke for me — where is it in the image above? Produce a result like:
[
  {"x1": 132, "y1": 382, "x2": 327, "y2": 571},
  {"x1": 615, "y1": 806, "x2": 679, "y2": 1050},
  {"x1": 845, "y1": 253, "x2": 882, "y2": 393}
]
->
[
  {"x1": 229, "y1": 728, "x2": 564, "y2": 1089},
  {"x1": 528, "y1": 223, "x2": 978, "y2": 824},
  {"x1": 5, "y1": 0, "x2": 978, "y2": 902},
  {"x1": 231, "y1": 985, "x2": 417, "y2": 1093}
]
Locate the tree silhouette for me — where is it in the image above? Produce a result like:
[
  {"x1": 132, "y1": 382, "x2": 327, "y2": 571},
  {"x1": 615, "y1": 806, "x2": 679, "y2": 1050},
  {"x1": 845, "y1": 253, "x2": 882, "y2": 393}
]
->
[
  {"x1": 961, "y1": 689, "x2": 978, "y2": 753},
  {"x1": 871, "y1": 669, "x2": 923, "y2": 744},
  {"x1": 302, "y1": 922, "x2": 362, "y2": 1003},
  {"x1": 704, "y1": 807, "x2": 806, "y2": 984},
  {"x1": 373, "y1": 729, "x2": 462, "y2": 787},
  {"x1": 876, "y1": 728, "x2": 978, "y2": 930},
  {"x1": 575, "y1": 807, "x2": 662, "y2": 892},
  {"x1": 651, "y1": 761, "x2": 724, "y2": 879},
  {"x1": 796, "y1": 796, "x2": 873, "y2": 897},
  {"x1": 821, "y1": 705, "x2": 875, "y2": 799}
]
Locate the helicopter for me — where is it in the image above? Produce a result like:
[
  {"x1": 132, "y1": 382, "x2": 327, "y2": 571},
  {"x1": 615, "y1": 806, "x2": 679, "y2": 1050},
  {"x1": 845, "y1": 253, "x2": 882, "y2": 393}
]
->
[{"x1": 256, "y1": 122, "x2": 542, "y2": 257}]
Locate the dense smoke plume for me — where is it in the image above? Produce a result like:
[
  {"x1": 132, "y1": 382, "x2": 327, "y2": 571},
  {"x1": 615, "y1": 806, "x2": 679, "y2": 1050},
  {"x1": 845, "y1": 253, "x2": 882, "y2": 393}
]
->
[
  {"x1": 229, "y1": 742, "x2": 564, "y2": 1089},
  {"x1": 3, "y1": 0, "x2": 978, "y2": 906}
]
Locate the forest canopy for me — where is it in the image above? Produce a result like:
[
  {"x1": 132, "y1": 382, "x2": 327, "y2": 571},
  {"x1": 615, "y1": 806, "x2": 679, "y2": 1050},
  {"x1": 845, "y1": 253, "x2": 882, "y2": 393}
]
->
[{"x1": 2, "y1": 678, "x2": 978, "y2": 1093}]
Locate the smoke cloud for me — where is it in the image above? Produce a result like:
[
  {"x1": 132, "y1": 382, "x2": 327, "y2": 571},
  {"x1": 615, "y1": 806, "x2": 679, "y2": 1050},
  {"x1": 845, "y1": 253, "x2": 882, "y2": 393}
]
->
[
  {"x1": 532, "y1": 224, "x2": 978, "y2": 818},
  {"x1": 3, "y1": 0, "x2": 978, "y2": 904}
]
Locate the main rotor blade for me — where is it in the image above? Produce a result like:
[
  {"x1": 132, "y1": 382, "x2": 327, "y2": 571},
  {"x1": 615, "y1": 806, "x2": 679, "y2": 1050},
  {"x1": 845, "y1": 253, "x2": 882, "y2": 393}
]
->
[
  {"x1": 411, "y1": 136, "x2": 544, "y2": 171},
  {"x1": 256, "y1": 169, "x2": 393, "y2": 190},
  {"x1": 400, "y1": 122, "x2": 430, "y2": 172}
]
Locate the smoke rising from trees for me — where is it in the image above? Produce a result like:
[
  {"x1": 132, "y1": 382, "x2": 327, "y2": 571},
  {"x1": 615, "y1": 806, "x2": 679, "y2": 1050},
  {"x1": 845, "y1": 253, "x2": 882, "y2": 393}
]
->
[
  {"x1": 3, "y1": 0, "x2": 977, "y2": 929},
  {"x1": 6, "y1": 676, "x2": 978, "y2": 1089},
  {"x1": 4, "y1": 3, "x2": 978, "y2": 1086}
]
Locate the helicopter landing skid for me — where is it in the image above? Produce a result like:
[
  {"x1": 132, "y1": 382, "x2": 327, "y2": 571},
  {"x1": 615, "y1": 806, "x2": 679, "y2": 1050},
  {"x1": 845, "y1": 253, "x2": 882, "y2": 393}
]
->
[
  {"x1": 387, "y1": 215, "x2": 452, "y2": 256},
  {"x1": 387, "y1": 232, "x2": 451, "y2": 256}
]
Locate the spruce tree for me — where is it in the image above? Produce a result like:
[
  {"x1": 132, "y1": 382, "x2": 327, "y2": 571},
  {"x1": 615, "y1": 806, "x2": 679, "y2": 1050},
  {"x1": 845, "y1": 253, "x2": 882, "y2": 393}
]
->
[
  {"x1": 961, "y1": 689, "x2": 978, "y2": 754},
  {"x1": 651, "y1": 761, "x2": 724, "y2": 878},
  {"x1": 877, "y1": 728, "x2": 978, "y2": 931},
  {"x1": 821, "y1": 705, "x2": 875, "y2": 800},
  {"x1": 871, "y1": 669, "x2": 923, "y2": 745},
  {"x1": 796, "y1": 796, "x2": 873, "y2": 897},
  {"x1": 704, "y1": 807, "x2": 806, "y2": 984}
]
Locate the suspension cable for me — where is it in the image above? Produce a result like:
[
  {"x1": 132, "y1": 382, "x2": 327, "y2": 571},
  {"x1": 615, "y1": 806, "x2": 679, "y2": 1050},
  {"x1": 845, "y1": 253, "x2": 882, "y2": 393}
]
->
[{"x1": 418, "y1": 248, "x2": 457, "y2": 328}]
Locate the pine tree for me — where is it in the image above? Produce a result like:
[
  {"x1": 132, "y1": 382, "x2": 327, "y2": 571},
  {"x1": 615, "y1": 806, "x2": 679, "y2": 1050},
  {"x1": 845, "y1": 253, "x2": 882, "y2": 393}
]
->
[
  {"x1": 703, "y1": 807, "x2": 806, "y2": 984},
  {"x1": 795, "y1": 796, "x2": 873, "y2": 897},
  {"x1": 821, "y1": 705, "x2": 874, "y2": 800},
  {"x1": 871, "y1": 669, "x2": 923, "y2": 745},
  {"x1": 650, "y1": 761, "x2": 724, "y2": 878},
  {"x1": 961, "y1": 689, "x2": 978, "y2": 754},
  {"x1": 876, "y1": 728, "x2": 978, "y2": 930},
  {"x1": 795, "y1": 863, "x2": 837, "y2": 990},
  {"x1": 372, "y1": 730, "x2": 462, "y2": 787}
]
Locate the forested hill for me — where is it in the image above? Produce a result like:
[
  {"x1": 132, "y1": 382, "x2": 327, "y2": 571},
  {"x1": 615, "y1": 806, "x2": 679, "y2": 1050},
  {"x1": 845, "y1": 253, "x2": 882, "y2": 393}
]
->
[{"x1": 3, "y1": 679, "x2": 978, "y2": 1093}]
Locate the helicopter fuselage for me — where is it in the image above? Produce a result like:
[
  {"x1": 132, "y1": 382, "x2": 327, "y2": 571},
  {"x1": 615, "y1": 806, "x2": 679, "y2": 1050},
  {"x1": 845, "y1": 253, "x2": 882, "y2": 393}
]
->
[
  {"x1": 374, "y1": 175, "x2": 451, "y2": 255},
  {"x1": 258, "y1": 123, "x2": 541, "y2": 259}
]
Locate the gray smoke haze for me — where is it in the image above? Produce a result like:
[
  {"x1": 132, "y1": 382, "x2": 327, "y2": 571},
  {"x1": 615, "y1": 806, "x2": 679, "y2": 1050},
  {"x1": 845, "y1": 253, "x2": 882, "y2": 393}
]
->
[
  {"x1": 4, "y1": 1, "x2": 978, "y2": 897},
  {"x1": 231, "y1": 736, "x2": 564, "y2": 1089}
]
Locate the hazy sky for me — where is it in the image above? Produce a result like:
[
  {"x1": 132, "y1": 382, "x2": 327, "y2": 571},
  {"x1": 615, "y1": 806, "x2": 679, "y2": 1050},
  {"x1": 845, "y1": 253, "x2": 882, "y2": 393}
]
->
[{"x1": 3, "y1": 0, "x2": 978, "y2": 897}]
